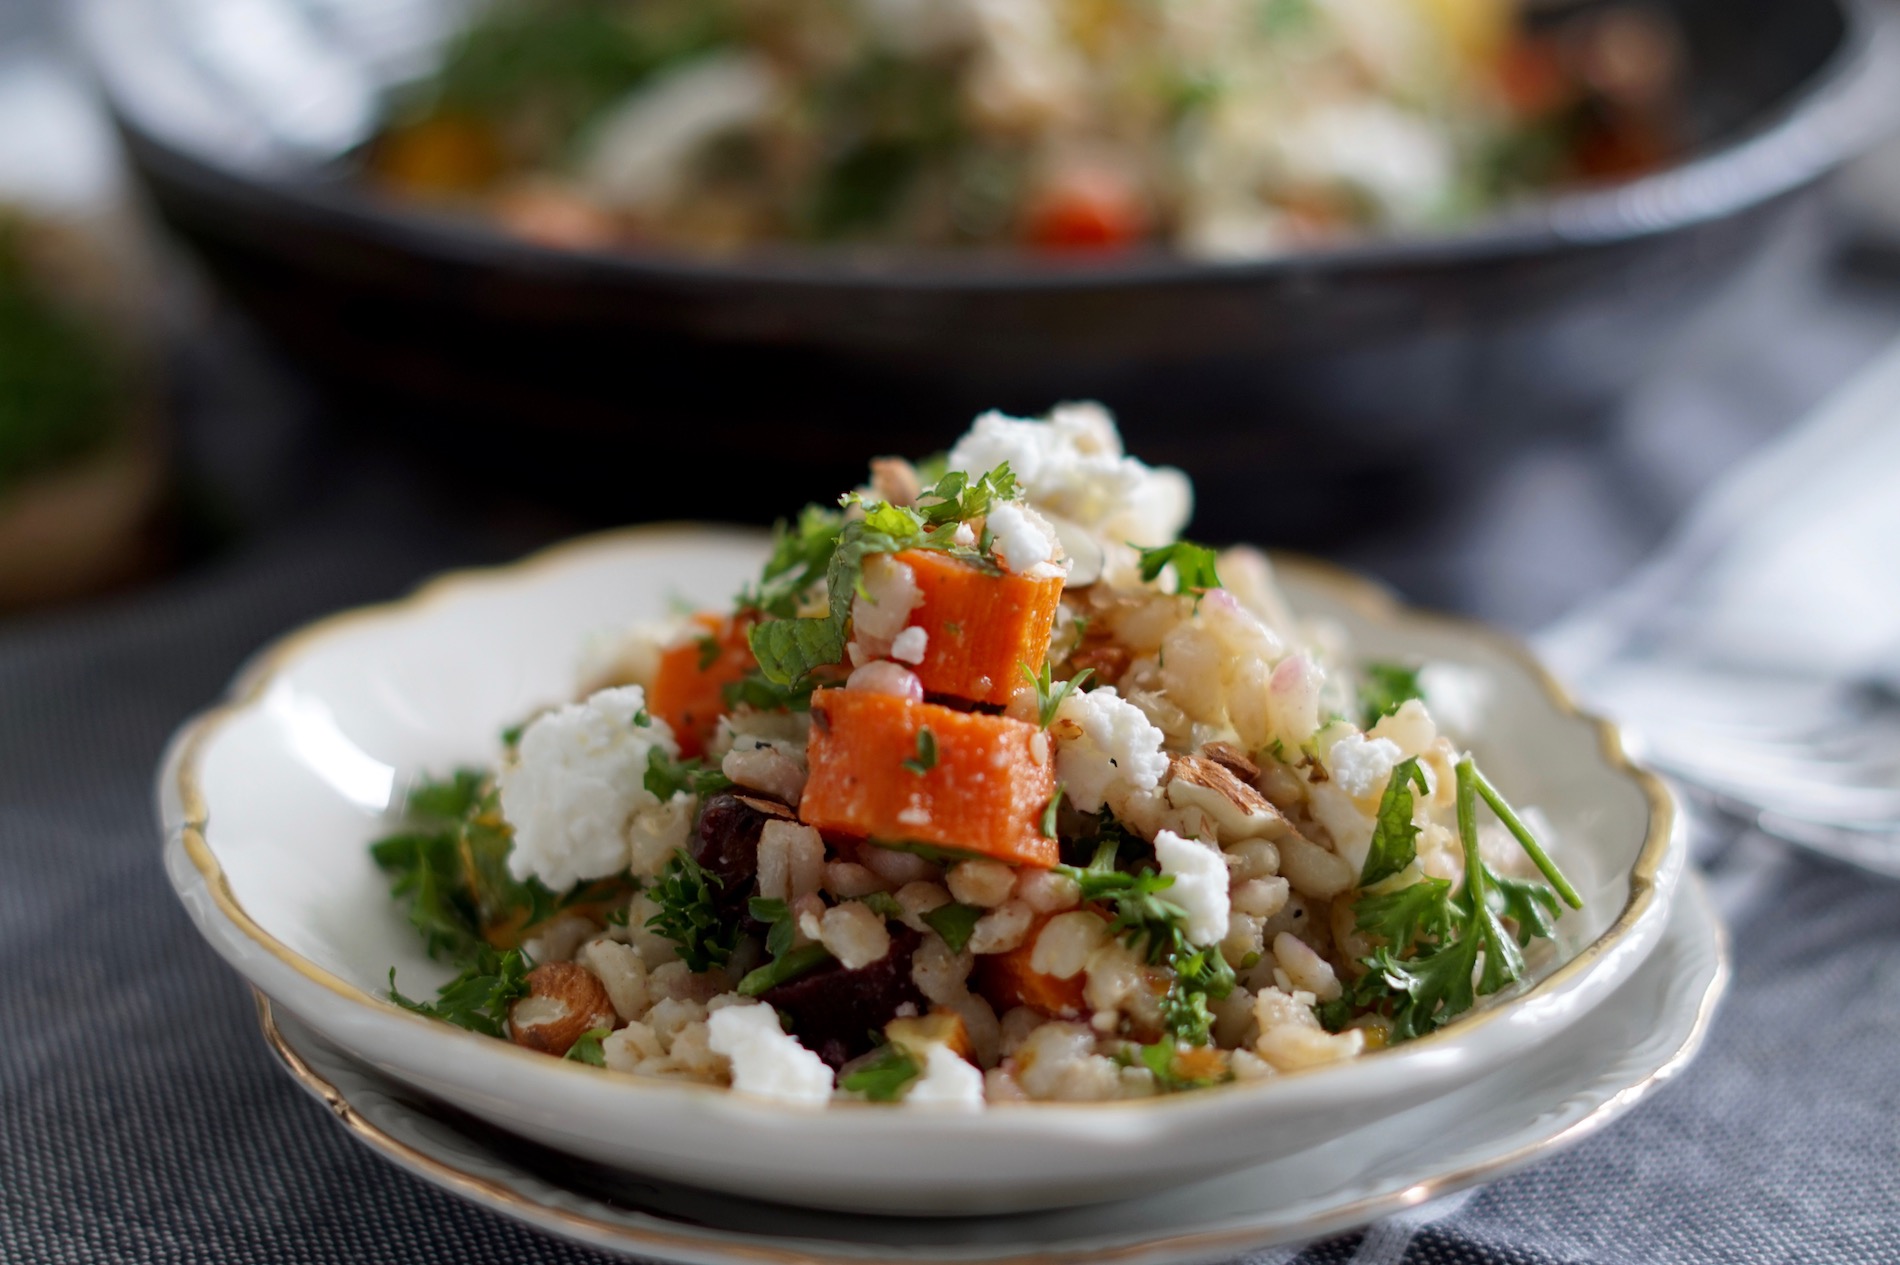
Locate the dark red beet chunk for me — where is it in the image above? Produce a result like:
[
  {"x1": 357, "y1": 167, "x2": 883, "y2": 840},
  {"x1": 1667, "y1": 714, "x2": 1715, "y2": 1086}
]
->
[
  {"x1": 693, "y1": 793, "x2": 792, "y2": 912},
  {"x1": 762, "y1": 926, "x2": 927, "y2": 1068}
]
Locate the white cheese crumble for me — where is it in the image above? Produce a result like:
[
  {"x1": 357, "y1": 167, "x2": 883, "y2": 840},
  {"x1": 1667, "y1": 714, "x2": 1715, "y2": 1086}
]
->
[
  {"x1": 946, "y1": 403, "x2": 1192, "y2": 548},
  {"x1": 1051, "y1": 685, "x2": 1169, "y2": 814},
  {"x1": 984, "y1": 501, "x2": 1065, "y2": 576},
  {"x1": 1324, "y1": 732, "x2": 1403, "y2": 800},
  {"x1": 705, "y1": 1003, "x2": 835, "y2": 1105},
  {"x1": 1154, "y1": 830, "x2": 1230, "y2": 947},
  {"x1": 890, "y1": 625, "x2": 929, "y2": 665},
  {"x1": 904, "y1": 1044, "x2": 986, "y2": 1109},
  {"x1": 498, "y1": 686, "x2": 678, "y2": 891}
]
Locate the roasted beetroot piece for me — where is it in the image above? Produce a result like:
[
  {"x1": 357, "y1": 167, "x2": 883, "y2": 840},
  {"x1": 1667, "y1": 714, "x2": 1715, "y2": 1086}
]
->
[
  {"x1": 693, "y1": 792, "x2": 794, "y2": 911},
  {"x1": 762, "y1": 926, "x2": 927, "y2": 1068}
]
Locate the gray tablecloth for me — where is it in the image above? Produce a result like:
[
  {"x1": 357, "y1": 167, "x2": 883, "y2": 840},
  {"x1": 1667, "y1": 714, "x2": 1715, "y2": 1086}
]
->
[{"x1": 5, "y1": 63, "x2": 1900, "y2": 1257}]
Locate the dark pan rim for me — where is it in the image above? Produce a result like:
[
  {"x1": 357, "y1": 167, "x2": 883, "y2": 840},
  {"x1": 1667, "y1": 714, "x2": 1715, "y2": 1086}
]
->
[{"x1": 92, "y1": 0, "x2": 1899, "y2": 293}]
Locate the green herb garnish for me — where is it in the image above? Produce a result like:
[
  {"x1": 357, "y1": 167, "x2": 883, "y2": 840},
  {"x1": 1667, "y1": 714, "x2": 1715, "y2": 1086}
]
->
[
  {"x1": 644, "y1": 748, "x2": 734, "y2": 800},
  {"x1": 1021, "y1": 661, "x2": 1093, "y2": 730},
  {"x1": 922, "y1": 901, "x2": 984, "y2": 954},
  {"x1": 1040, "y1": 784, "x2": 1065, "y2": 840},
  {"x1": 1136, "y1": 541, "x2": 1223, "y2": 595},
  {"x1": 1359, "y1": 662, "x2": 1426, "y2": 728},
  {"x1": 563, "y1": 1027, "x2": 612, "y2": 1066},
  {"x1": 840, "y1": 1043, "x2": 922, "y2": 1102},
  {"x1": 737, "y1": 896, "x2": 834, "y2": 995},
  {"x1": 1358, "y1": 757, "x2": 1429, "y2": 887},
  {"x1": 1324, "y1": 758, "x2": 1578, "y2": 1042},
  {"x1": 646, "y1": 849, "x2": 740, "y2": 972},
  {"x1": 388, "y1": 946, "x2": 532, "y2": 1039},
  {"x1": 902, "y1": 728, "x2": 939, "y2": 776}
]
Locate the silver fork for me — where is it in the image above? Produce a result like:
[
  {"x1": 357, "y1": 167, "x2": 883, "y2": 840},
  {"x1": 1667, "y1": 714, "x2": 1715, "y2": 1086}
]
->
[{"x1": 1537, "y1": 337, "x2": 1900, "y2": 876}]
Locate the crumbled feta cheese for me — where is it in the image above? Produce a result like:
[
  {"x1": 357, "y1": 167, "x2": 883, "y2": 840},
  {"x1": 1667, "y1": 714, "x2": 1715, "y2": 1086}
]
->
[
  {"x1": 946, "y1": 403, "x2": 1192, "y2": 548},
  {"x1": 905, "y1": 1044, "x2": 986, "y2": 1109},
  {"x1": 984, "y1": 501, "x2": 1064, "y2": 576},
  {"x1": 890, "y1": 626, "x2": 929, "y2": 664},
  {"x1": 1324, "y1": 732, "x2": 1403, "y2": 800},
  {"x1": 1051, "y1": 685, "x2": 1169, "y2": 814},
  {"x1": 498, "y1": 686, "x2": 678, "y2": 891},
  {"x1": 706, "y1": 1003, "x2": 835, "y2": 1105},
  {"x1": 1154, "y1": 830, "x2": 1229, "y2": 947}
]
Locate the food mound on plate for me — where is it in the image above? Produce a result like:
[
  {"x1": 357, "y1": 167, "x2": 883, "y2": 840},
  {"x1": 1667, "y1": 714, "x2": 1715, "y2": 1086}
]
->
[
  {"x1": 375, "y1": 403, "x2": 1580, "y2": 1105},
  {"x1": 369, "y1": 0, "x2": 1681, "y2": 258}
]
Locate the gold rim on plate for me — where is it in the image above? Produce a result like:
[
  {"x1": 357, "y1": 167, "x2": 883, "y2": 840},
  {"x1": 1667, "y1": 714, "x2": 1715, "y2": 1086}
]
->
[{"x1": 173, "y1": 525, "x2": 1680, "y2": 1106}]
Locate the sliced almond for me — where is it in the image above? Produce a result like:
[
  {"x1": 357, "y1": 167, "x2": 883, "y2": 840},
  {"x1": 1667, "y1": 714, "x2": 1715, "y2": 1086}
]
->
[
  {"x1": 1201, "y1": 741, "x2": 1260, "y2": 783},
  {"x1": 508, "y1": 962, "x2": 618, "y2": 1057},
  {"x1": 1165, "y1": 754, "x2": 1289, "y2": 842}
]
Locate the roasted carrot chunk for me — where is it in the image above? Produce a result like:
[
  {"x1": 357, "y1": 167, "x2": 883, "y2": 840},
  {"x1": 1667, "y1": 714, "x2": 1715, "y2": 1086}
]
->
[
  {"x1": 649, "y1": 613, "x2": 754, "y2": 758},
  {"x1": 977, "y1": 916, "x2": 1089, "y2": 1019},
  {"x1": 800, "y1": 689, "x2": 1058, "y2": 868},
  {"x1": 897, "y1": 549, "x2": 1064, "y2": 707}
]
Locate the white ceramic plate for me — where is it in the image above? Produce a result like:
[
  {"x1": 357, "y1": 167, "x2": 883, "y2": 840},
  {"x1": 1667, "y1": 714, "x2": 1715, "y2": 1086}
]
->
[
  {"x1": 260, "y1": 873, "x2": 1727, "y2": 1265},
  {"x1": 158, "y1": 527, "x2": 1685, "y2": 1214}
]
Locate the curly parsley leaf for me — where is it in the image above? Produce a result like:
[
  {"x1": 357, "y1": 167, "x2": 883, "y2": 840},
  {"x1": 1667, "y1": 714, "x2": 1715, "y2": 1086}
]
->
[
  {"x1": 1136, "y1": 541, "x2": 1223, "y2": 594},
  {"x1": 563, "y1": 1027, "x2": 612, "y2": 1066},
  {"x1": 1359, "y1": 662, "x2": 1425, "y2": 728},
  {"x1": 388, "y1": 946, "x2": 532, "y2": 1039},
  {"x1": 371, "y1": 773, "x2": 620, "y2": 966},
  {"x1": 1359, "y1": 757, "x2": 1430, "y2": 887},
  {"x1": 840, "y1": 1043, "x2": 921, "y2": 1102},
  {"x1": 747, "y1": 464, "x2": 1019, "y2": 687},
  {"x1": 646, "y1": 849, "x2": 741, "y2": 972},
  {"x1": 1056, "y1": 835, "x2": 1232, "y2": 1044},
  {"x1": 1354, "y1": 875, "x2": 1454, "y2": 953},
  {"x1": 922, "y1": 901, "x2": 984, "y2": 954}
]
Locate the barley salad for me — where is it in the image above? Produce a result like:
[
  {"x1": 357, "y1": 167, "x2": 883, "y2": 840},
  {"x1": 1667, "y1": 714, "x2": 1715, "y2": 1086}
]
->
[{"x1": 375, "y1": 404, "x2": 1580, "y2": 1107}]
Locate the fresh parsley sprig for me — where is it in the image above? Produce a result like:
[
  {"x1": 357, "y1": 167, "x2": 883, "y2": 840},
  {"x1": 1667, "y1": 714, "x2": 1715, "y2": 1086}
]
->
[
  {"x1": 1324, "y1": 757, "x2": 1579, "y2": 1042},
  {"x1": 645, "y1": 849, "x2": 741, "y2": 972},
  {"x1": 370, "y1": 772, "x2": 623, "y2": 966},
  {"x1": 1359, "y1": 662, "x2": 1425, "y2": 728},
  {"x1": 747, "y1": 464, "x2": 1018, "y2": 687},
  {"x1": 1136, "y1": 541, "x2": 1223, "y2": 594},
  {"x1": 1056, "y1": 836, "x2": 1235, "y2": 1045},
  {"x1": 388, "y1": 945, "x2": 532, "y2": 1039},
  {"x1": 1358, "y1": 757, "x2": 1429, "y2": 887}
]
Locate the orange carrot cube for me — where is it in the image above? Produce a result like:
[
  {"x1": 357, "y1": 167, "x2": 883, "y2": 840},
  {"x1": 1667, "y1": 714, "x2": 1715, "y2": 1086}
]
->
[
  {"x1": 649, "y1": 613, "x2": 754, "y2": 759},
  {"x1": 800, "y1": 689, "x2": 1058, "y2": 868},
  {"x1": 896, "y1": 549, "x2": 1064, "y2": 707}
]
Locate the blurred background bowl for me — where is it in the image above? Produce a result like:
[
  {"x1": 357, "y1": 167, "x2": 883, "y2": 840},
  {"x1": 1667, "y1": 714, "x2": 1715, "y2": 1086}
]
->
[{"x1": 76, "y1": 0, "x2": 1899, "y2": 543}]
